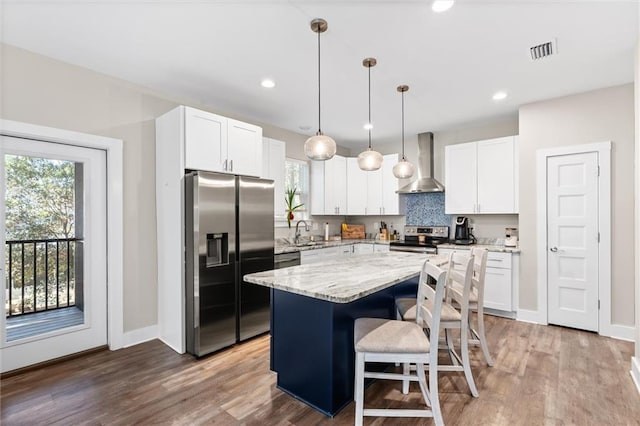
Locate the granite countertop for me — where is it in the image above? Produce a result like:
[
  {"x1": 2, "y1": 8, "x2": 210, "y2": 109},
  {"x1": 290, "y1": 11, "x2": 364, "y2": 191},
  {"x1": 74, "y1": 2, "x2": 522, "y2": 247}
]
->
[
  {"x1": 244, "y1": 252, "x2": 449, "y2": 303},
  {"x1": 275, "y1": 238, "x2": 391, "y2": 255},
  {"x1": 437, "y1": 242, "x2": 521, "y2": 254}
]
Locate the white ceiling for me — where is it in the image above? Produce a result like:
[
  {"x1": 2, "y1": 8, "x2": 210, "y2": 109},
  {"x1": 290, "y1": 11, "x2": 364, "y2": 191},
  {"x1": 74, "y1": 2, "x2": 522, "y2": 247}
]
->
[{"x1": 2, "y1": 1, "x2": 637, "y2": 149}]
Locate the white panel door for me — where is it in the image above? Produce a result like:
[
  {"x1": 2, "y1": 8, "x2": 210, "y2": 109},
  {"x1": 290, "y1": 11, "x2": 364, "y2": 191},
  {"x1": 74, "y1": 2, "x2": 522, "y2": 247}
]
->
[
  {"x1": 346, "y1": 158, "x2": 367, "y2": 215},
  {"x1": 1, "y1": 136, "x2": 107, "y2": 372},
  {"x1": 227, "y1": 119, "x2": 262, "y2": 177},
  {"x1": 547, "y1": 152, "x2": 599, "y2": 331},
  {"x1": 477, "y1": 137, "x2": 515, "y2": 213},
  {"x1": 445, "y1": 142, "x2": 477, "y2": 214},
  {"x1": 381, "y1": 154, "x2": 399, "y2": 215},
  {"x1": 184, "y1": 107, "x2": 227, "y2": 172}
]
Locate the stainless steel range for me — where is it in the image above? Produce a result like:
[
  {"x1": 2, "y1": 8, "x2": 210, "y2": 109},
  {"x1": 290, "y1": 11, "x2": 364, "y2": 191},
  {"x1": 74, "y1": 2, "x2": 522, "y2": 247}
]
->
[{"x1": 389, "y1": 226, "x2": 449, "y2": 254}]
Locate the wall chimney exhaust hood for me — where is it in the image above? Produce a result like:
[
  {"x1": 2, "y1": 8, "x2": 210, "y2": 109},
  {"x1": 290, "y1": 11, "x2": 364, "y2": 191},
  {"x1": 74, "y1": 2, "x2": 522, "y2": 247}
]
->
[{"x1": 396, "y1": 132, "x2": 445, "y2": 193}]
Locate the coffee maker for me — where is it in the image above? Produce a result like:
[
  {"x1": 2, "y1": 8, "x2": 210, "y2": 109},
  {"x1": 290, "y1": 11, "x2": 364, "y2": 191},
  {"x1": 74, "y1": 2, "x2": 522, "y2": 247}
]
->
[{"x1": 454, "y1": 216, "x2": 476, "y2": 245}]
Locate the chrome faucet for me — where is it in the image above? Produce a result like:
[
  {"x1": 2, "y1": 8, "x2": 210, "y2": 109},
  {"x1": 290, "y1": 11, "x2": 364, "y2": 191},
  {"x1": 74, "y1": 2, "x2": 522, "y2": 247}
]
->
[{"x1": 294, "y1": 220, "x2": 310, "y2": 245}]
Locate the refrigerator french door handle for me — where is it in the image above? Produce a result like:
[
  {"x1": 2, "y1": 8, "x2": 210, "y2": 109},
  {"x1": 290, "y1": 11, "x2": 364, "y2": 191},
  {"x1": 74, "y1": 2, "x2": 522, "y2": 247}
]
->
[{"x1": 192, "y1": 178, "x2": 200, "y2": 327}]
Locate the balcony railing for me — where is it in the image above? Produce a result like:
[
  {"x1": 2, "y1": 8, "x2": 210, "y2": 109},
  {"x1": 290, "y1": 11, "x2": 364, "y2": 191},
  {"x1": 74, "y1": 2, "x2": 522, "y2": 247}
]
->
[{"x1": 5, "y1": 238, "x2": 81, "y2": 317}]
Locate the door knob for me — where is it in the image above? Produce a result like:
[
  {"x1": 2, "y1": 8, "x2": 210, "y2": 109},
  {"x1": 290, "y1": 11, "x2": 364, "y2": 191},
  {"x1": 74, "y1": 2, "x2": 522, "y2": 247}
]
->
[{"x1": 549, "y1": 247, "x2": 558, "y2": 252}]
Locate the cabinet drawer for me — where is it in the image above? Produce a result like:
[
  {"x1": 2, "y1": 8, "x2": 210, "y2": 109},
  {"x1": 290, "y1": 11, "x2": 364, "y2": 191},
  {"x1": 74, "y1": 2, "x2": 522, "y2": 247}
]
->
[{"x1": 486, "y1": 252, "x2": 511, "y2": 269}]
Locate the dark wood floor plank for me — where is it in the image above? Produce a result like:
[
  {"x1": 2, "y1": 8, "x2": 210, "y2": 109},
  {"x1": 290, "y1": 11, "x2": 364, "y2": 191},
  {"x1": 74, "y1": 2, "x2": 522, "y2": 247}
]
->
[{"x1": 2, "y1": 315, "x2": 639, "y2": 425}]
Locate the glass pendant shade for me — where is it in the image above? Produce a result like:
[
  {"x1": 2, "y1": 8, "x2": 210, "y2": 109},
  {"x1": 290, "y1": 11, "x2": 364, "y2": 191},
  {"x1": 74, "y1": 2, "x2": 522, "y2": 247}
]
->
[
  {"x1": 305, "y1": 18, "x2": 335, "y2": 161},
  {"x1": 304, "y1": 132, "x2": 337, "y2": 161},
  {"x1": 393, "y1": 84, "x2": 415, "y2": 179},
  {"x1": 357, "y1": 148, "x2": 383, "y2": 171},
  {"x1": 392, "y1": 158, "x2": 415, "y2": 179}
]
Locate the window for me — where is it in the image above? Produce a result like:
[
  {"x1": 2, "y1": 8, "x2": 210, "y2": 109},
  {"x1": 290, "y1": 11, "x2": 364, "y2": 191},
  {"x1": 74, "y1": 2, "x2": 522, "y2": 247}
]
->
[{"x1": 279, "y1": 158, "x2": 309, "y2": 226}]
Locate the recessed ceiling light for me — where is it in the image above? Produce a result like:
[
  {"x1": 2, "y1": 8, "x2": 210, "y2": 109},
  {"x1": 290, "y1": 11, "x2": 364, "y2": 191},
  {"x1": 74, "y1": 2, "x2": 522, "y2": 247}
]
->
[
  {"x1": 432, "y1": 1, "x2": 454, "y2": 13},
  {"x1": 261, "y1": 79, "x2": 275, "y2": 88},
  {"x1": 299, "y1": 125, "x2": 312, "y2": 131},
  {"x1": 492, "y1": 91, "x2": 508, "y2": 101},
  {"x1": 363, "y1": 123, "x2": 373, "y2": 130}
]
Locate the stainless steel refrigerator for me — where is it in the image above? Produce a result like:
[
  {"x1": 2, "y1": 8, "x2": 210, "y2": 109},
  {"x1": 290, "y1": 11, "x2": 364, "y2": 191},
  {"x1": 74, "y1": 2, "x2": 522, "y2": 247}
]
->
[{"x1": 185, "y1": 171, "x2": 274, "y2": 357}]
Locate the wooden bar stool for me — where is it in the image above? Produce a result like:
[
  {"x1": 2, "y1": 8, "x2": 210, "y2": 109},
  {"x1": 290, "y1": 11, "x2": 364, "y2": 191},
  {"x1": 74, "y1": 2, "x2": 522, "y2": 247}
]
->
[
  {"x1": 354, "y1": 260, "x2": 447, "y2": 426},
  {"x1": 448, "y1": 247, "x2": 494, "y2": 366},
  {"x1": 396, "y1": 252, "x2": 479, "y2": 398}
]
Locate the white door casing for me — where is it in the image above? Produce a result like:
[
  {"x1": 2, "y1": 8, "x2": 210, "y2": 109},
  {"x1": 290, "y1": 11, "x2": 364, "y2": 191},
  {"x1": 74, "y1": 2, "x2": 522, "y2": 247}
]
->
[
  {"x1": 0, "y1": 119, "x2": 124, "y2": 352},
  {"x1": 535, "y1": 142, "x2": 612, "y2": 337},
  {"x1": 1, "y1": 136, "x2": 107, "y2": 372},
  {"x1": 547, "y1": 152, "x2": 599, "y2": 331}
]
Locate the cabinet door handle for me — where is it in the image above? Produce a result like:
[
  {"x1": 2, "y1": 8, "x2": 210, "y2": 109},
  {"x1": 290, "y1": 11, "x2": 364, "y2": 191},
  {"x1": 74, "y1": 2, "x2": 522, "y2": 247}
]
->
[
  {"x1": 223, "y1": 159, "x2": 228, "y2": 171},
  {"x1": 477, "y1": 203, "x2": 481, "y2": 213},
  {"x1": 229, "y1": 159, "x2": 233, "y2": 172},
  {"x1": 550, "y1": 247, "x2": 558, "y2": 252}
]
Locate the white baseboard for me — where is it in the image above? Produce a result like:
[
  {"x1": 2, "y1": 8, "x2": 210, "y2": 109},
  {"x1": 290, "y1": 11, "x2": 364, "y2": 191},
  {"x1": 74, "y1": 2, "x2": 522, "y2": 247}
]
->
[
  {"x1": 158, "y1": 336, "x2": 186, "y2": 354},
  {"x1": 121, "y1": 325, "x2": 158, "y2": 348},
  {"x1": 631, "y1": 357, "x2": 640, "y2": 395},
  {"x1": 603, "y1": 324, "x2": 636, "y2": 342},
  {"x1": 517, "y1": 309, "x2": 545, "y2": 324},
  {"x1": 485, "y1": 308, "x2": 516, "y2": 320}
]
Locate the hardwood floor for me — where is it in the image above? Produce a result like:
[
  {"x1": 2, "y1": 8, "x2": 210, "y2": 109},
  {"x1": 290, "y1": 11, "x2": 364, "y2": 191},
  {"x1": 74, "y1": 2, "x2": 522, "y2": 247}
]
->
[{"x1": 1, "y1": 315, "x2": 639, "y2": 425}]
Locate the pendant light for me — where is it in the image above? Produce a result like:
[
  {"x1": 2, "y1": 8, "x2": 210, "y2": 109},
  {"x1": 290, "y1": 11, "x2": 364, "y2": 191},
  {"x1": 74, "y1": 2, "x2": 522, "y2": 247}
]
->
[
  {"x1": 392, "y1": 85, "x2": 415, "y2": 179},
  {"x1": 304, "y1": 18, "x2": 337, "y2": 161},
  {"x1": 357, "y1": 58, "x2": 383, "y2": 171}
]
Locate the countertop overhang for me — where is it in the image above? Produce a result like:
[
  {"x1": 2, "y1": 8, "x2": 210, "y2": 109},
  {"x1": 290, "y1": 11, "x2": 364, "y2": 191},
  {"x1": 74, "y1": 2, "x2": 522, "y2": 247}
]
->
[{"x1": 244, "y1": 252, "x2": 448, "y2": 303}]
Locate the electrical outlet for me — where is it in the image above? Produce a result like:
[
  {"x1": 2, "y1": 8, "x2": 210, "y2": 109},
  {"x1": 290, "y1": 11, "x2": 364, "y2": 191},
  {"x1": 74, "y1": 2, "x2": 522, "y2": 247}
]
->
[
  {"x1": 312, "y1": 222, "x2": 319, "y2": 231},
  {"x1": 373, "y1": 222, "x2": 379, "y2": 229}
]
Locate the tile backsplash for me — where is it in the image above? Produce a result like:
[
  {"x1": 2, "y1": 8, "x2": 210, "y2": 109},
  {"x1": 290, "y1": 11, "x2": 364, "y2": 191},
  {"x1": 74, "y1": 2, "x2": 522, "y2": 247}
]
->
[{"x1": 405, "y1": 193, "x2": 451, "y2": 226}]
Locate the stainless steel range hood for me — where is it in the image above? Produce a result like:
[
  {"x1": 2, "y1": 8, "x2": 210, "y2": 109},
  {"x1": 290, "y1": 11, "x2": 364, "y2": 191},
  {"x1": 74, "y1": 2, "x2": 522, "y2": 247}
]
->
[{"x1": 396, "y1": 132, "x2": 445, "y2": 193}]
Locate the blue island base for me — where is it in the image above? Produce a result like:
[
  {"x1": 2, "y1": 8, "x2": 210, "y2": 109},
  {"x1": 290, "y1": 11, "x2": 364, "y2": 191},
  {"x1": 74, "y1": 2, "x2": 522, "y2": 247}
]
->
[{"x1": 269, "y1": 278, "x2": 418, "y2": 417}]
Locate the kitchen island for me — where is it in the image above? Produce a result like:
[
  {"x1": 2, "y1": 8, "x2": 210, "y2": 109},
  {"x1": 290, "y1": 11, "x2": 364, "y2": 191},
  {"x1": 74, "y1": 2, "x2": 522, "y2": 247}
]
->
[{"x1": 244, "y1": 252, "x2": 447, "y2": 417}]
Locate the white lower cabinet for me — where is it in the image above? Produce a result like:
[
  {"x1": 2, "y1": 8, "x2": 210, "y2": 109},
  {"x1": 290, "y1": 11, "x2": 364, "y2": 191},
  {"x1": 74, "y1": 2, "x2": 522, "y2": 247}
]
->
[
  {"x1": 352, "y1": 243, "x2": 374, "y2": 255},
  {"x1": 300, "y1": 246, "x2": 347, "y2": 264},
  {"x1": 438, "y1": 248, "x2": 517, "y2": 314},
  {"x1": 374, "y1": 244, "x2": 390, "y2": 253},
  {"x1": 300, "y1": 243, "x2": 389, "y2": 264}
]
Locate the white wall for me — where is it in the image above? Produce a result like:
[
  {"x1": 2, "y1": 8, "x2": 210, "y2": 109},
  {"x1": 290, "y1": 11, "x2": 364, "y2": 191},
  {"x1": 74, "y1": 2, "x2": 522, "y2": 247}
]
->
[
  {"x1": 519, "y1": 84, "x2": 635, "y2": 326},
  {"x1": 0, "y1": 43, "x2": 345, "y2": 332},
  {"x1": 634, "y1": 17, "x2": 640, "y2": 382}
]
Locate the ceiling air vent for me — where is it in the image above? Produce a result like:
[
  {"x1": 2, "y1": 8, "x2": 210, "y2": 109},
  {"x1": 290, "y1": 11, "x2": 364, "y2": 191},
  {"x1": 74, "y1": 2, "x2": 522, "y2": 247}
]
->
[{"x1": 530, "y1": 40, "x2": 557, "y2": 60}]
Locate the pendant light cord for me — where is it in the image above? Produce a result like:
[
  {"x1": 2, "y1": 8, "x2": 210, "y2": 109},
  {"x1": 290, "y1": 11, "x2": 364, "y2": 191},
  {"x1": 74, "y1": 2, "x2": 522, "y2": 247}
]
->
[
  {"x1": 368, "y1": 64, "x2": 372, "y2": 149},
  {"x1": 401, "y1": 90, "x2": 405, "y2": 160},
  {"x1": 317, "y1": 29, "x2": 322, "y2": 134}
]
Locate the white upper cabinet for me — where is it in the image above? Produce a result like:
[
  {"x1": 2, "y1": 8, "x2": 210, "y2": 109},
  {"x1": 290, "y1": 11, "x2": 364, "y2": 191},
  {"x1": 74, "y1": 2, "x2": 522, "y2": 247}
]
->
[
  {"x1": 326, "y1": 155, "x2": 347, "y2": 215},
  {"x1": 346, "y1": 157, "x2": 367, "y2": 215},
  {"x1": 262, "y1": 137, "x2": 286, "y2": 219},
  {"x1": 311, "y1": 155, "x2": 347, "y2": 215},
  {"x1": 476, "y1": 137, "x2": 516, "y2": 213},
  {"x1": 184, "y1": 107, "x2": 227, "y2": 173},
  {"x1": 227, "y1": 119, "x2": 263, "y2": 176},
  {"x1": 445, "y1": 142, "x2": 477, "y2": 214},
  {"x1": 445, "y1": 136, "x2": 518, "y2": 214},
  {"x1": 343, "y1": 153, "x2": 400, "y2": 216},
  {"x1": 381, "y1": 153, "x2": 400, "y2": 215},
  {"x1": 181, "y1": 106, "x2": 262, "y2": 177},
  {"x1": 366, "y1": 168, "x2": 383, "y2": 215}
]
